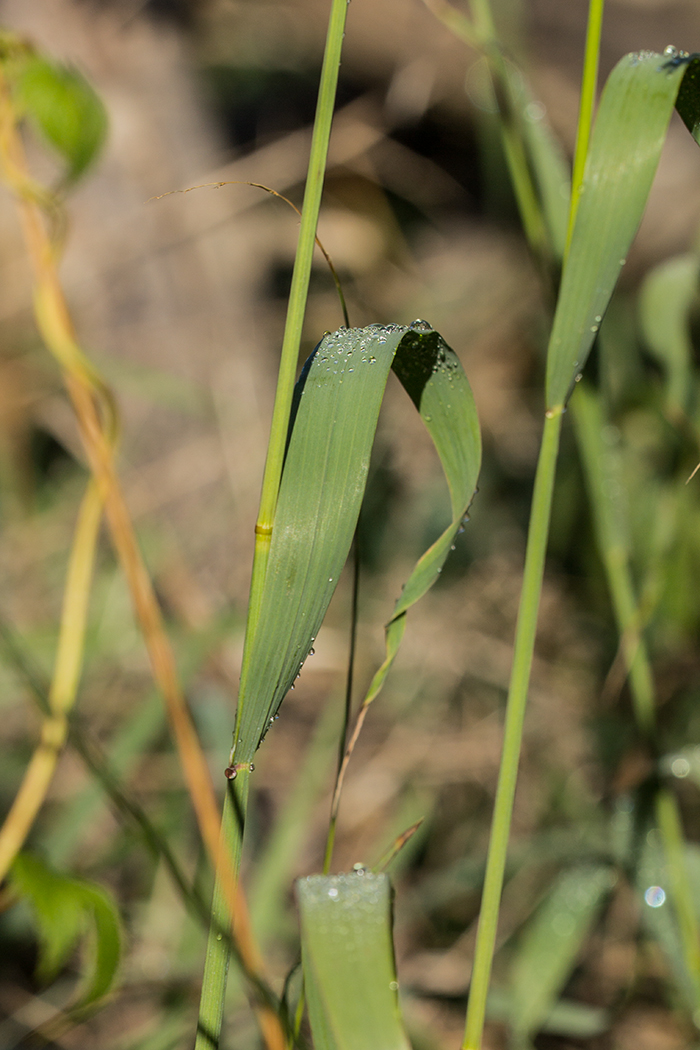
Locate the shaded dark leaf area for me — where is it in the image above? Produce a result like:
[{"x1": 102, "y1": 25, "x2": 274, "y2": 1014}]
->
[{"x1": 0, "y1": 1, "x2": 700, "y2": 1048}]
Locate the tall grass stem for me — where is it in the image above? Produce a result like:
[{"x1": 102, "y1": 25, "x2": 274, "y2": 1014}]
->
[
  {"x1": 198, "y1": 2, "x2": 349, "y2": 1043},
  {"x1": 463, "y1": 408, "x2": 563, "y2": 1050},
  {"x1": 566, "y1": 0, "x2": 605, "y2": 258}
]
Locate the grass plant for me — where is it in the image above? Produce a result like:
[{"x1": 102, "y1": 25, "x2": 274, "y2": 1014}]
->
[{"x1": 3, "y1": 4, "x2": 700, "y2": 1050}]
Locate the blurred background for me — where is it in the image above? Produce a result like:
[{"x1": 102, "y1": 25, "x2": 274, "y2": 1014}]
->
[{"x1": 0, "y1": 0, "x2": 700, "y2": 1047}]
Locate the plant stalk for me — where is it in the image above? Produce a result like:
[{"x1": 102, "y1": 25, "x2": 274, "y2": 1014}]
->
[
  {"x1": 197, "y1": 1, "x2": 350, "y2": 1043},
  {"x1": 463, "y1": 407, "x2": 563, "y2": 1050}
]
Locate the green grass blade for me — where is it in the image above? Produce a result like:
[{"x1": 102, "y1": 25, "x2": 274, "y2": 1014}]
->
[
  {"x1": 638, "y1": 823, "x2": 700, "y2": 1014},
  {"x1": 520, "y1": 96, "x2": 571, "y2": 260},
  {"x1": 546, "y1": 51, "x2": 690, "y2": 410},
  {"x1": 297, "y1": 872, "x2": 411, "y2": 1050},
  {"x1": 232, "y1": 322, "x2": 481, "y2": 766},
  {"x1": 639, "y1": 253, "x2": 699, "y2": 419},
  {"x1": 572, "y1": 382, "x2": 656, "y2": 733},
  {"x1": 509, "y1": 865, "x2": 614, "y2": 1043}
]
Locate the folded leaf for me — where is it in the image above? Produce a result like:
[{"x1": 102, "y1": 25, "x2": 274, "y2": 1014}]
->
[
  {"x1": 233, "y1": 321, "x2": 481, "y2": 764},
  {"x1": 11, "y1": 851, "x2": 121, "y2": 1012},
  {"x1": 15, "y1": 57, "x2": 107, "y2": 183}
]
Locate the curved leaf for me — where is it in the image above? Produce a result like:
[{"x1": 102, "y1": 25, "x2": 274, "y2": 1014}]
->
[
  {"x1": 546, "y1": 52, "x2": 693, "y2": 410},
  {"x1": 232, "y1": 321, "x2": 481, "y2": 764},
  {"x1": 16, "y1": 57, "x2": 107, "y2": 183},
  {"x1": 297, "y1": 872, "x2": 410, "y2": 1050},
  {"x1": 10, "y1": 851, "x2": 121, "y2": 1012}
]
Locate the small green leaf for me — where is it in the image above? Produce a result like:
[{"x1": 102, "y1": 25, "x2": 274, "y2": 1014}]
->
[
  {"x1": 10, "y1": 851, "x2": 121, "y2": 1012},
  {"x1": 639, "y1": 253, "x2": 699, "y2": 419},
  {"x1": 509, "y1": 864, "x2": 615, "y2": 1042},
  {"x1": 546, "y1": 52, "x2": 692, "y2": 410},
  {"x1": 297, "y1": 872, "x2": 411, "y2": 1050},
  {"x1": 233, "y1": 322, "x2": 480, "y2": 764},
  {"x1": 16, "y1": 57, "x2": 107, "y2": 182}
]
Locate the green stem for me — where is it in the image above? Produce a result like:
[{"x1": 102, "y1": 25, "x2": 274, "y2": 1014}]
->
[
  {"x1": 196, "y1": 3, "x2": 349, "y2": 1044},
  {"x1": 241, "y1": 0, "x2": 350, "y2": 653},
  {"x1": 463, "y1": 408, "x2": 563, "y2": 1050},
  {"x1": 195, "y1": 773, "x2": 251, "y2": 1050},
  {"x1": 468, "y1": 0, "x2": 547, "y2": 256},
  {"x1": 565, "y1": 0, "x2": 604, "y2": 258}
]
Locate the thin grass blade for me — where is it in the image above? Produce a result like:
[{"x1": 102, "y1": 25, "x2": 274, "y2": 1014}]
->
[
  {"x1": 509, "y1": 864, "x2": 614, "y2": 1044},
  {"x1": 639, "y1": 253, "x2": 699, "y2": 419}
]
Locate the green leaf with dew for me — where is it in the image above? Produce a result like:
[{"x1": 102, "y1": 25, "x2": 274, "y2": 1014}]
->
[
  {"x1": 232, "y1": 321, "x2": 481, "y2": 765},
  {"x1": 15, "y1": 56, "x2": 107, "y2": 183},
  {"x1": 11, "y1": 851, "x2": 121, "y2": 1012},
  {"x1": 546, "y1": 51, "x2": 694, "y2": 410},
  {"x1": 297, "y1": 871, "x2": 410, "y2": 1050}
]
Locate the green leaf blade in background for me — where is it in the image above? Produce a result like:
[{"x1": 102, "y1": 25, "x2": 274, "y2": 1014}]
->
[
  {"x1": 509, "y1": 864, "x2": 615, "y2": 1044},
  {"x1": 546, "y1": 51, "x2": 691, "y2": 410},
  {"x1": 297, "y1": 871, "x2": 411, "y2": 1050},
  {"x1": 10, "y1": 851, "x2": 121, "y2": 1013},
  {"x1": 233, "y1": 322, "x2": 481, "y2": 764},
  {"x1": 16, "y1": 57, "x2": 108, "y2": 183},
  {"x1": 639, "y1": 252, "x2": 699, "y2": 419}
]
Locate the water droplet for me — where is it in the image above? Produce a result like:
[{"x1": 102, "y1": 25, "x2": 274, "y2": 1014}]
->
[
  {"x1": 590, "y1": 325, "x2": 598, "y2": 333},
  {"x1": 644, "y1": 885, "x2": 666, "y2": 908},
  {"x1": 290, "y1": 684, "x2": 295, "y2": 690},
  {"x1": 329, "y1": 577, "x2": 334, "y2": 583},
  {"x1": 309, "y1": 648, "x2": 315, "y2": 656},
  {"x1": 575, "y1": 372, "x2": 583, "y2": 382},
  {"x1": 328, "y1": 887, "x2": 339, "y2": 899},
  {"x1": 389, "y1": 980, "x2": 399, "y2": 991},
  {"x1": 250, "y1": 763, "x2": 255, "y2": 772},
  {"x1": 594, "y1": 315, "x2": 602, "y2": 323},
  {"x1": 525, "y1": 101, "x2": 546, "y2": 122},
  {"x1": 450, "y1": 544, "x2": 456, "y2": 551},
  {"x1": 664, "y1": 44, "x2": 679, "y2": 58},
  {"x1": 672, "y1": 756, "x2": 691, "y2": 778},
  {"x1": 424, "y1": 414, "x2": 432, "y2": 422}
]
